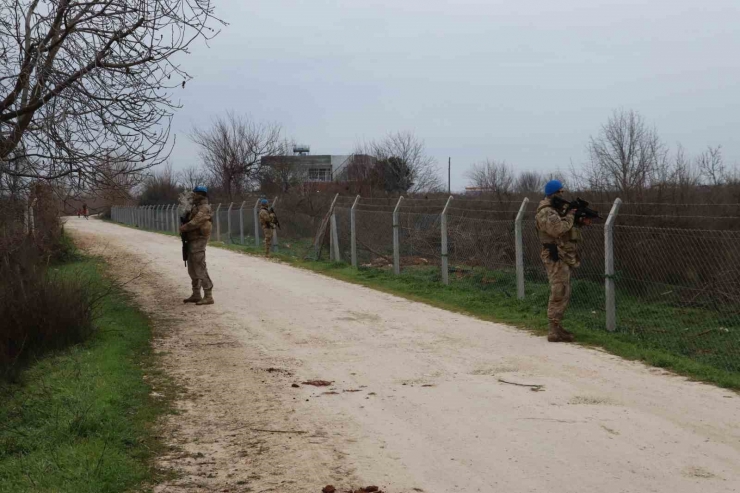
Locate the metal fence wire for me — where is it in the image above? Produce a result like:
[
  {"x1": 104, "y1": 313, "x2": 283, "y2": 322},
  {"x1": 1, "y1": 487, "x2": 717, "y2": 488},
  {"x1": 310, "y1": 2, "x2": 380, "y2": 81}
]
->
[{"x1": 112, "y1": 196, "x2": 740, "y2": 374}]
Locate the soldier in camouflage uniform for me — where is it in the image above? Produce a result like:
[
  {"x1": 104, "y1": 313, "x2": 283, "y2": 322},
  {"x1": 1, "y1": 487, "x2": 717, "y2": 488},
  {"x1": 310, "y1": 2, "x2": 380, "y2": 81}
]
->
[
  {"x1": 180, "y1": 186, "x2": 214, "y2": 305},
  {"x1": 535, "y1": 180, "x2": 580, "y2": 342},
  {"x1": 258, "y1": 198, "x2": 277, "y2": 257}
]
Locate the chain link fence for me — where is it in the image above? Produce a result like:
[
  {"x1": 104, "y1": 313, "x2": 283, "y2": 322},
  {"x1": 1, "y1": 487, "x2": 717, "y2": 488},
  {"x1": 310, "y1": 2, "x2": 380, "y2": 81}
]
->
[{"x1": 112, "y1": 196, "x2": 740, "y2": 374}]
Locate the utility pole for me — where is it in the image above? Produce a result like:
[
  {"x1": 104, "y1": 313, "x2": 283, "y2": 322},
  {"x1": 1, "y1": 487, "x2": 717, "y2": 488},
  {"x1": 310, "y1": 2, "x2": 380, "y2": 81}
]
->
[{"x1": 448, "y1": 157, "x2": 451, "y2": 194}]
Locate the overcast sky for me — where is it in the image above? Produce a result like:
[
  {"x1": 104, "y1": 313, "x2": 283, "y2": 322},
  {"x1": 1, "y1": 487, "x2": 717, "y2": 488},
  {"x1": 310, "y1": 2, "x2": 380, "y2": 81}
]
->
[{"x1": 168, "y1": 0, "x2": 739, "y2": 192}]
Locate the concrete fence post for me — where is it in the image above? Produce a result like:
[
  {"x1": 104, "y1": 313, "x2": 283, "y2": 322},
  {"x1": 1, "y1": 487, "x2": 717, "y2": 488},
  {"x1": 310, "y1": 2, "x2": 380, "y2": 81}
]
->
[
  {"x1": 173, "y1": 204, "x2": 178, "y2": 233},
  {"x1": 515, "y1": 197, "x2": 530, "y2": 299},
  {"x1": 271, "y1": 196, "x2": 279, "y2": 252},
  {"x1": 350, "y1": 195, "x2": 361, "y2": 268},
  {"x1": 605, "y1": 198, "x2": 622, "y2": 332},
  {"x1": 254, "y1": 198, "x2": 261, "y2": 248},
  {"x1": 239, "y1": 201, "x2": 246, "y2": 244},
  {"x1": 441, "y1": 195, "x2": 454, "y2": 285},
  {"x1": 330, "y1": 211, "x2": 341, "y2": 262},
  {"x1": 227, "y1": 202, "x2": 233, "y2": 243},
  {"x1": 215, "y1": 203, "x2": 222, "y2": 241},
  {"x1": 393, "y1": 196, "x2": 404, "y2": 275},
  {"x1": 314, "y1": 193, "x2": 340, "y2": 260}
]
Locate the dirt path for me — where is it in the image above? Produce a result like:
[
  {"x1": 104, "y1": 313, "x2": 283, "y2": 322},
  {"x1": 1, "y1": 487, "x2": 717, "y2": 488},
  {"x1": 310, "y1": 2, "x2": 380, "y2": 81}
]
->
[{"x1": 67, "y1": 217, "x2": 740, "y2": 493}]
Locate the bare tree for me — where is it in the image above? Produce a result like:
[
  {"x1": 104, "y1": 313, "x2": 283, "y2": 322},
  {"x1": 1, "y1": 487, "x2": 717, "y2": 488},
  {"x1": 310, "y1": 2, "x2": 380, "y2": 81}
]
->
[
  {"x1": 466, "y1": 159, "x2": 515, "y2": 199},
  {"x1": 696, "y1": 145, "x2": 725, "y2": 186},
  {"x1": 258, "y1": 156, "x2": 307, "y2": 193},
  {"x1": 0, "y1": 0, "x2": 221, "y2": 193},
  {"x1": 515, "y1": 171, "x2": 545, "y2": 194},
  {"x1": 178, "y1": 165, "x2": 209, "y2": 192},
  {"x1": 583, "y1": 109, "x2": 667, "y2": 199},
  {"x1": 139, "y1": 162, "x2": 180, "y2": 205},
  {"x1": 190, "y1": 113, "x2": 283, "y2": 199},
  {"x1": 359, "y1": 131, "x2": 442, "y2": 193}
]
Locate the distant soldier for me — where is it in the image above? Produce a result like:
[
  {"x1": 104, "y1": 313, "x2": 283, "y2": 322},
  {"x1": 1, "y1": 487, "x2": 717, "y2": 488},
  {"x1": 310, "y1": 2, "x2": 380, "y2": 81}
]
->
[
  {"x1": 82, "y1": 203, "x2": 89, "y2": 219},
  {"x1": 180, "y1": 186, "x2": 214, "y2": 305},
  {"x1": 258, "y1": 198, "x2": 277, "y2": 257},
  {"x1": 535, "y1": 180, "x2": 581, "y2": 342}
]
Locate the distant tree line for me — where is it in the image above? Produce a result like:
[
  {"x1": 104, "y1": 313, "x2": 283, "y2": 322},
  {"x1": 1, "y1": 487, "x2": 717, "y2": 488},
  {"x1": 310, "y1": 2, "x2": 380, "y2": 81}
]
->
[{"x1": 465, "y1": 109, "x2": 738, "y2": 204}]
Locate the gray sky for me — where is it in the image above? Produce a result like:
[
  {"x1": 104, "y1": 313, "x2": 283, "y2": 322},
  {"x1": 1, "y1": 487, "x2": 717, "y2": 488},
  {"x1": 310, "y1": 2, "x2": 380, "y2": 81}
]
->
[{"x1": 169, "y1": 0, "x2": 740, "y2": 192}]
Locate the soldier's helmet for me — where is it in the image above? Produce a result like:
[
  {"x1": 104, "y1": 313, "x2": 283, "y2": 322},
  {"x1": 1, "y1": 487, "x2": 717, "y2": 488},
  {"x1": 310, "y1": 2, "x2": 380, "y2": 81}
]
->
[
  {"x1": 260, "y1": 198, "x2": 268, "y2": 205},
  {"x1": 193, "y1": 185, "x2": 208, "y2": 194},
  {"x1": 544, "y1": 180, "x2": 563, "y2": 196}
]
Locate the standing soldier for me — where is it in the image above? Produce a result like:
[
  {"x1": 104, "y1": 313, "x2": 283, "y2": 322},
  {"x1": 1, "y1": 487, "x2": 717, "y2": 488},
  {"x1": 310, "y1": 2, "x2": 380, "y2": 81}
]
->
[
  {"x1": 82, "y1": 203, "x2": 89, "y2": 219},
  {"x1": 535, "y1": 180, "x2": 581, "y2": 342},
  {"x1": 180, "y1": 186, "x2": 214, "y2": 305},
  {"x1": 258, "y1": 198, "x2": 277, "y2": 257}
]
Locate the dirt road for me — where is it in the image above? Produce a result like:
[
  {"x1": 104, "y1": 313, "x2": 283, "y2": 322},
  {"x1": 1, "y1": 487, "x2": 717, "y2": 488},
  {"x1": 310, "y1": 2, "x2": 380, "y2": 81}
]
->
[{"x1": 67, "y1": 217, "x2": 740, "y2": 493}]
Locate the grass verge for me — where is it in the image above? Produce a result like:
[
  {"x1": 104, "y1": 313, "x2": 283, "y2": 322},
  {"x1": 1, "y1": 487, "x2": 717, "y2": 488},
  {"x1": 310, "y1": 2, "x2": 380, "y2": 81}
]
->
[
  {"x1": 105, "y1": 219, "x2": 740, "y2": 391},
  {"x1": 0, "y1": 256, "x2": 172, "y2": 492}
]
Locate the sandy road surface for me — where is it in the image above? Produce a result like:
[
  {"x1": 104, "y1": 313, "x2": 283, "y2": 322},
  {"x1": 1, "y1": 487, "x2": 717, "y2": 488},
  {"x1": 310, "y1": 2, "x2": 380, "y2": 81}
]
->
[{"x1": 67, "y1": 217, "x2": 740, "y2": 493}]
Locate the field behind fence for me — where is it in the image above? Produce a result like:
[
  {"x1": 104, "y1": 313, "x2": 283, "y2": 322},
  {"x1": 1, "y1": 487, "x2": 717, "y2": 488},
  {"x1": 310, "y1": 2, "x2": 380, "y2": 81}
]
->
[{"x1": 112, "y1": 195, "x2": 740, "y2": 375}]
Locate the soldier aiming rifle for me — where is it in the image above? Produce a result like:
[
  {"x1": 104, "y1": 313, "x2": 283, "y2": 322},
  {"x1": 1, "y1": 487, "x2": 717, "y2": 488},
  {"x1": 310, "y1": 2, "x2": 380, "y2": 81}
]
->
[{"x1": 535, "y1": 180, "x2": 599, "y2": 343}]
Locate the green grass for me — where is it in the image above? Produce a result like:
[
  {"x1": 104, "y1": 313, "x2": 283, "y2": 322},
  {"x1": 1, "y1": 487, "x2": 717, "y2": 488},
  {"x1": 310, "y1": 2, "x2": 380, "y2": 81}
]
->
[
  {"x1": 107, "y1": 219, "x2": 740, "y2": 390},
  {"x1": 0, "y1": 257, "x2": 171, "y2": 492}
]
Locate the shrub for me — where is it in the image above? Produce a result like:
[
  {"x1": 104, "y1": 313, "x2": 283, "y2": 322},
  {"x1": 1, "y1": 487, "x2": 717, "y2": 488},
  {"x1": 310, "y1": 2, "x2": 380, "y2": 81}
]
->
[
  {"x1": 0, "y1": 190, "x2": 100, "y2": 381},
  {"x1": 0, "y1": 241, "x2": 103, "y2": 381}
]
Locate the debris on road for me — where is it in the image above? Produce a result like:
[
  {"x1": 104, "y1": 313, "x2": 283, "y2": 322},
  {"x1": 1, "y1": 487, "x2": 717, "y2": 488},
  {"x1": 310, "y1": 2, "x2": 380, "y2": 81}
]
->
[
  {"x1": 291, "y1": 383, "x2": 300, "y2": 388},
  {"x1": 302, "y1": 380, "x2": 333, "y2": 386},
  {"x1": 498, "y1": 378, "x2": 545, "y2": 392},
  {"x1": 322, "y1": 486, "x2": 383, "y2": 493}
]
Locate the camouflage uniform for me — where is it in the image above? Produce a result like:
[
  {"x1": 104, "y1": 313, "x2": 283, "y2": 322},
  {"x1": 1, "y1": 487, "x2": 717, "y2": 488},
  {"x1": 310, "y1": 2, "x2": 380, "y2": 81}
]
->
[
  {"x1": 181, "y1": 194, "x2": 213, "y2": 303},
  {"x1": 258, "y1": 205, "x2": 277, "y2": 257},
  {"x1": 535, "y1": 198, "x2": 581, "y2": 341}
]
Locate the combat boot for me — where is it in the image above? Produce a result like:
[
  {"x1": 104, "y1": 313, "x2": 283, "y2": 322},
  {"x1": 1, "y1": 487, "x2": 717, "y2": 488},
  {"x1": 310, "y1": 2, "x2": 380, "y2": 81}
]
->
[
  {"x1": 558, "y1": 323, "x2": 575, "y2": 340},
  {"x1": 196, "y1": 289, "x2": 214, "y2": 305},
  {"x1": 547, "y1": 321, "x2": 574, "y2": 343},
  {"x1": 183, "y1": 288, "x2": 202, "y2": 303}
]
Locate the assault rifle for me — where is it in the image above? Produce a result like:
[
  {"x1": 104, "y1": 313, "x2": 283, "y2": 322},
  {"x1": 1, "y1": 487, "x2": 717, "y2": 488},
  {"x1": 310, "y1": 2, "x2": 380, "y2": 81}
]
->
[
  {"x1": 551, "y1": 196, "x2": 601, "y2": 222},
  {"x1": 180, "y1": 215, "x2": 189, "y2": 266},
  {"x1": 268, "y1": 206, "x2": 281, "y2": 229}
]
